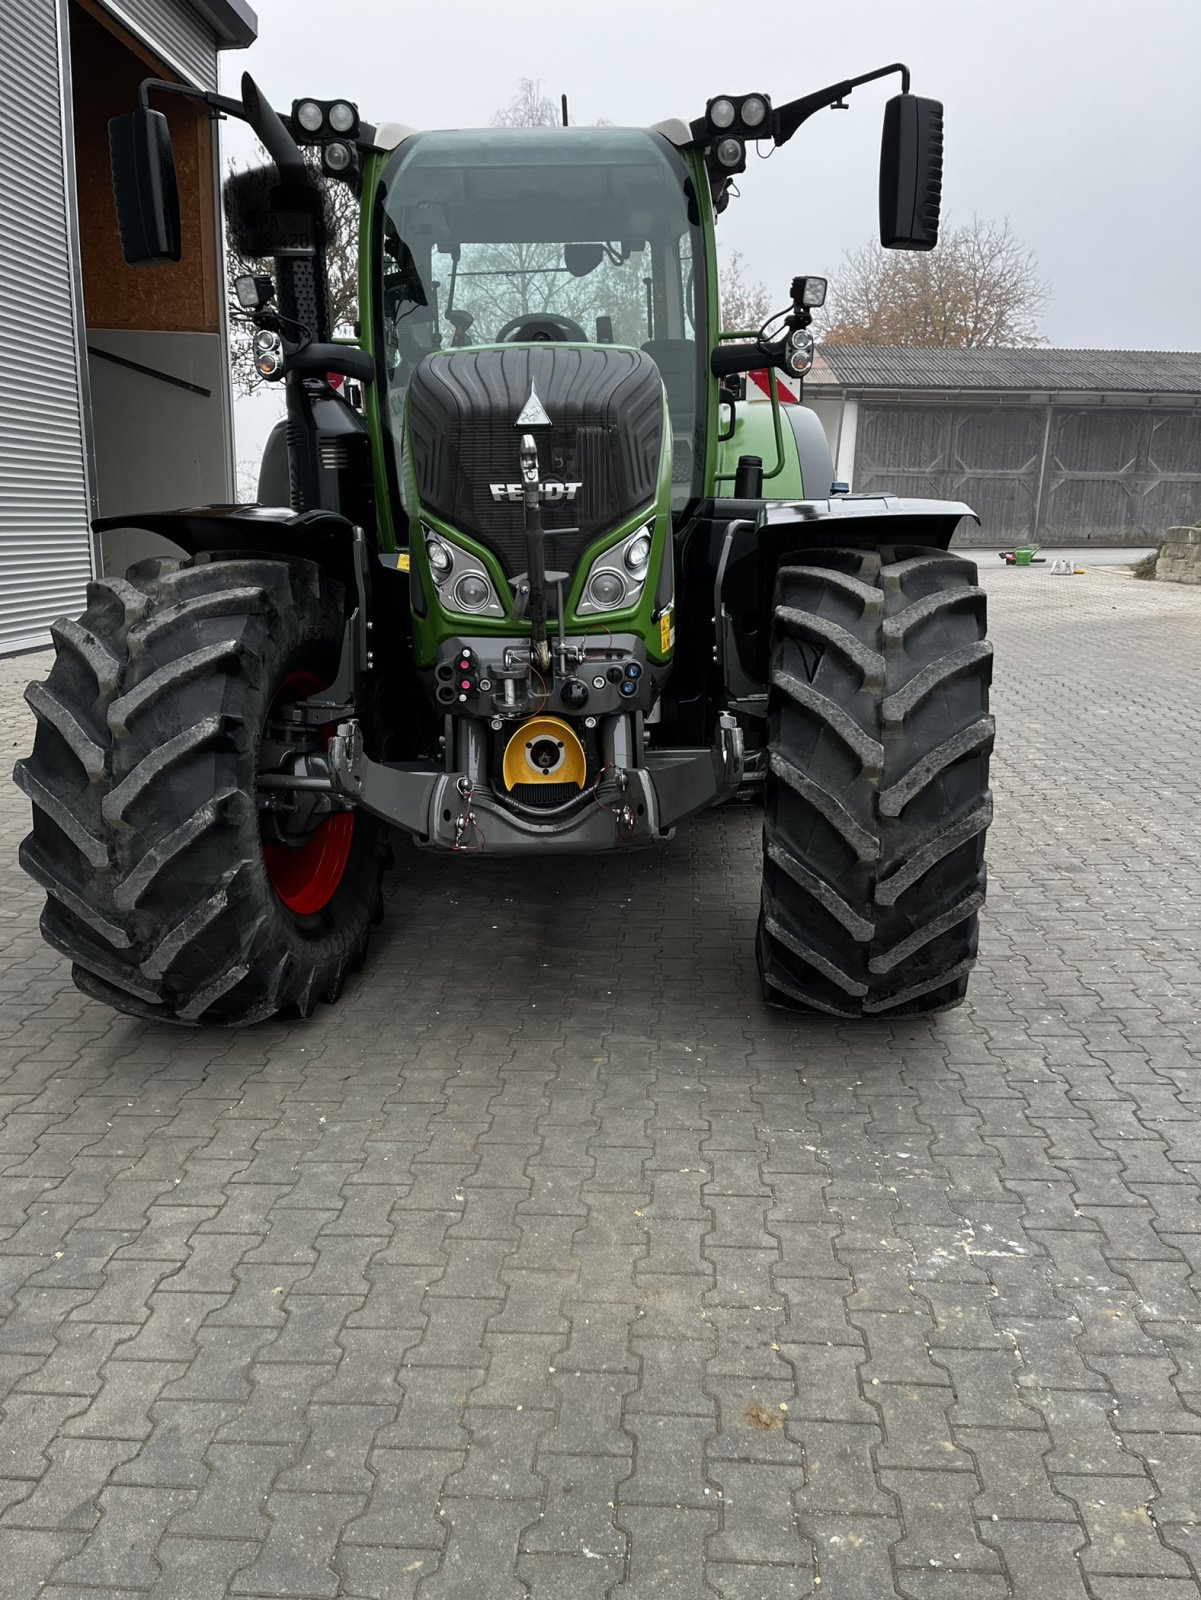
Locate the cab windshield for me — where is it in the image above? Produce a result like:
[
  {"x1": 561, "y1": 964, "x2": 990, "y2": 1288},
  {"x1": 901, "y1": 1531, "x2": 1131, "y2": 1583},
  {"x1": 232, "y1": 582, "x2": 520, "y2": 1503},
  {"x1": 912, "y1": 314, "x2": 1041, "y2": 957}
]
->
[{"x1": 375, "y1": 126, "x2": 707, "y2": 507}]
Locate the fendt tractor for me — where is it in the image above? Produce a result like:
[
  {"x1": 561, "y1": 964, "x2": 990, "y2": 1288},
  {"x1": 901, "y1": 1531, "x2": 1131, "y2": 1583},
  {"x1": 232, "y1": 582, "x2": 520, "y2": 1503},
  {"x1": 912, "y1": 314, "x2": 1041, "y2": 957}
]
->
[{"x1": 15, "y1": 61, "x2": 995, "y2": 1026}]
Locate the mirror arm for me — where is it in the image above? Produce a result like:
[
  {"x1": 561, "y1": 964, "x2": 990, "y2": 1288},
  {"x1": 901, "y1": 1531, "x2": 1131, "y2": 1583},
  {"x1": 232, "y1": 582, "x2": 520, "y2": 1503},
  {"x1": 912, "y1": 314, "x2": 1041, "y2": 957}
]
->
[
  {"x1": 136, "y1": 77, "x2": 246, "y2": 121},
  {"x1": 134, "y1": 73, "x2": 308, "y2": 185},
  {"x1": 771, "y1": 61, "x2": 911, "y2": 147}
]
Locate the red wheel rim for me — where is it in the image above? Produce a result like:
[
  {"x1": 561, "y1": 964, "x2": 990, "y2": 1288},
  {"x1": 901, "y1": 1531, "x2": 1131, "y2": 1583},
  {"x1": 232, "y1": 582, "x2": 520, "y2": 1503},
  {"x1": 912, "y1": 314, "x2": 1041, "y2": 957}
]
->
[{"x1": 261, "y1": 670, "x2": 355, "y2": 916}]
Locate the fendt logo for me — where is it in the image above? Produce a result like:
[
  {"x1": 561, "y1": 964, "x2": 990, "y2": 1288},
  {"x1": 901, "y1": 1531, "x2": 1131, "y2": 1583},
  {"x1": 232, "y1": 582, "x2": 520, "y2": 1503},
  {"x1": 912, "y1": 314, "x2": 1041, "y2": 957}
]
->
[{"x1": 489, "y1": 481, "x2": 582, "y2": 504}]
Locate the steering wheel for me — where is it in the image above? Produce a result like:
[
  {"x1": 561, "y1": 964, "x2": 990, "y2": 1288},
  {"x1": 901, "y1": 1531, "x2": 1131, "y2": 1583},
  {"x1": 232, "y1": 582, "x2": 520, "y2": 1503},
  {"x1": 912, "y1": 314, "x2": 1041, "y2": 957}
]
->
[{"x1": 495, "y1": 312, "x2": 589, "y2": 344}]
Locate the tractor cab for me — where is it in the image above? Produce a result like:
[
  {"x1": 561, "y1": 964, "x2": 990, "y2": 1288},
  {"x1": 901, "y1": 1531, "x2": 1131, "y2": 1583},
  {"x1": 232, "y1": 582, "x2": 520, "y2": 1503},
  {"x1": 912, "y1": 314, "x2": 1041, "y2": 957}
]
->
[{"x1": 375, "y1": 124, "x2": 707, "y2": 516}]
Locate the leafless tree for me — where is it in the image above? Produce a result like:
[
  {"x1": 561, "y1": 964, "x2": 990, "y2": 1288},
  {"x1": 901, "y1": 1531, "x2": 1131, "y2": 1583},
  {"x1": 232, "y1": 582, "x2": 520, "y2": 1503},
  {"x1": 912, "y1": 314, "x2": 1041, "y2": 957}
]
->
[
  {"x1": 818, "y1": 216, "x2": 1050, "y2": 347},
  {"x1": 491, "y1": 78, "x2": 561, "y2": 129},
  {"x1": 475, "y1": 79, "x2": 656, "y2": 343},
  {"x1": 719, "y1": 247, "x2": 776, "y2": 334}
]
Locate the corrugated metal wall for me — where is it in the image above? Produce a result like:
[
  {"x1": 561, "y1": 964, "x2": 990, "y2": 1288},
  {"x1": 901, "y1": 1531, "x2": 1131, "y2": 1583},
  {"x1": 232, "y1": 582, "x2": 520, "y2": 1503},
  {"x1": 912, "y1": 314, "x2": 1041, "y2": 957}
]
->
[
  {"x1": 0, "y1": 0, "x2": 223, "y2": 656},
  {"x1": 0, "y1": 0, "x2": 94, "y2": 654},
  {"x1": 855, "y1": 401, "x2": 1201, "y2": 544},
  {"x1": 95, "y1": 0, "x2": 217, "y2": 87}
]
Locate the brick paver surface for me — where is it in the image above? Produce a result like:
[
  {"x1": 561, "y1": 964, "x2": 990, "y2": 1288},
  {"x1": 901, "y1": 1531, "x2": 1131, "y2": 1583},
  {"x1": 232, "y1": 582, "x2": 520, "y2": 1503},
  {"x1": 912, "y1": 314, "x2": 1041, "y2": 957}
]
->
[{"x1": 0, "y1": 562, "x2": 1199, "y2": 1599}]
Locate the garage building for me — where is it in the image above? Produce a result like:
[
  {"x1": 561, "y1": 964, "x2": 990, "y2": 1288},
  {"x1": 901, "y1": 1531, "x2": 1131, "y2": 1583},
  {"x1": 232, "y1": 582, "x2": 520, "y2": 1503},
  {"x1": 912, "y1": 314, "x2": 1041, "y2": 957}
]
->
[
  {"x1": 0, "y1": 0, "x2": 257, "y2": 655},
  {"x1": 805, "y1": 346, "x2": 1201, "y2": 547}
]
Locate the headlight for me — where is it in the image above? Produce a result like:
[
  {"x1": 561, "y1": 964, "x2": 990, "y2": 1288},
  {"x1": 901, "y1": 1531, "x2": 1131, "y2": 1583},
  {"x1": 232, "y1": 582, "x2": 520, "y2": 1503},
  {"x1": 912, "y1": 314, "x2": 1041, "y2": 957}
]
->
[
  {"x1": 588, "y1": 569, "x2": 626, "y2": 609},
  {"x1": 295, "y1": 99, "x2": 324, "y2": 133},
  {"x1": 327, "y1": 100, "x2": 357, "y2": 134},
  {"x1": 709, "y1": 97, "x2": 736, "y2": 129},
  {"x1": 454, "y1": 573, "x2": 493, "y2": 612},
  {"x1": 421, "y1": 523, "x2": 505, "y2": 618},
  {"x1": 577, "y1": 522, "x2": 655, "y2": 616},
  {"x1": 426, "y1": 538, "x2": 452, "y2": 578}
]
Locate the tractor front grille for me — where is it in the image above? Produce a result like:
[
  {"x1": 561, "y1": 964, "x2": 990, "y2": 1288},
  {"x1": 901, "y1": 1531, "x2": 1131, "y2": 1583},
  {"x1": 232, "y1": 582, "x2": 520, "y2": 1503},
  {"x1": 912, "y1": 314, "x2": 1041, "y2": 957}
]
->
[{"x1": 406, "y1": 346, "x2": 663, "y2": 577}]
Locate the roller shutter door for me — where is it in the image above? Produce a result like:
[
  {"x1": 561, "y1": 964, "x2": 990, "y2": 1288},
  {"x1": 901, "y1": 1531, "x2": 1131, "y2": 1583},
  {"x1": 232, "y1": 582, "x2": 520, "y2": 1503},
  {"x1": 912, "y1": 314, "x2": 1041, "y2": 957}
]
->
[
  {"x1": 96, "y1": 0, "x2": 218, "y2": 88},
  {"x1": 0, "y1": 0, "x2": 93, "y2": 654}
]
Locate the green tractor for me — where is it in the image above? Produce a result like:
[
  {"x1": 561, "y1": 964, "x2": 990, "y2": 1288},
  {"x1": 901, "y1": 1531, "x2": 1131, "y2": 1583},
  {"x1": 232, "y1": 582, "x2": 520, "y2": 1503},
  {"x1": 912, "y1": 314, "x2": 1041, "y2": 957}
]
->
[{"x1": 14, "y1": 64, "x2": 993, "y2": 1025}]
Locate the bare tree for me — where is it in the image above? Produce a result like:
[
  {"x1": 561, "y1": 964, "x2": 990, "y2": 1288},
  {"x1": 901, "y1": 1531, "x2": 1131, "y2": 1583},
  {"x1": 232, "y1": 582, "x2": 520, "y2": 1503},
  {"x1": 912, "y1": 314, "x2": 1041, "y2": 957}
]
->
[
  {"x1": 718, "y1": 247, "x2": 776, "y2": 334},
  {"x1": 225, "y1": 153, "x2": 360, "y2": 397},
  {"x1": 492, "y1": 79, "x2": 561, "y2": 129},
  {"x1": 475, "y1": 79, "x2": 656, "y2": 344},
  {"x1": 818, "y1": 216, "x2": 1050, "y2": 347}
]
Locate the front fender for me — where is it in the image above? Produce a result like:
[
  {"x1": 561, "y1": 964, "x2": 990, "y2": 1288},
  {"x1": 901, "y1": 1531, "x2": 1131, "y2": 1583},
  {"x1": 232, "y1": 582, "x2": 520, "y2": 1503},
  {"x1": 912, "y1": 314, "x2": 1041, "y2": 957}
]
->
[
  {"x1": 758, "y1": 493, "x2": 979, "y2": 552},
  {"x1": 92, "y1": 505, "x2": 367, "y2": 600},
  {"x1": 716, "y1": 492, "x2": 981, "y2": 706}
]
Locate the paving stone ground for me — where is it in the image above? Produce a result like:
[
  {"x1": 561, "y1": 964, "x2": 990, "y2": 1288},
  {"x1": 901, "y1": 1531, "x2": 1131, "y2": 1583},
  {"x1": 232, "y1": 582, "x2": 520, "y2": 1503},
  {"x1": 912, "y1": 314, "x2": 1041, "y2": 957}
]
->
[{"x1": 0, "y1": 561, "x2": 1199, "y2": 1599}]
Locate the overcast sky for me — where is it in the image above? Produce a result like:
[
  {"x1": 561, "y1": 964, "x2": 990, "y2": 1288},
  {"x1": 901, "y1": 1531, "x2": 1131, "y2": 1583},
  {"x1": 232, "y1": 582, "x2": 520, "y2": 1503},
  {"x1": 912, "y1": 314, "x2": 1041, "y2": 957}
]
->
[{"x1": 220, "y1": 0, "x2": 1201, "y2": 468}]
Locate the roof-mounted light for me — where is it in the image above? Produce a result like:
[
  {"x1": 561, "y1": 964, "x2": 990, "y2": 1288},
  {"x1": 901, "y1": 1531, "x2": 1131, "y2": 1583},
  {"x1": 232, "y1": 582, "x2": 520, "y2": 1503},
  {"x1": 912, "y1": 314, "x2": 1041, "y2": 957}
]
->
[
  {"x1": 740, "y1": 94, "x2": 768, "y2": 128},
  {"x1": 704, "y1": 92, "x2": 773, "y2": 141},
  {"x1": 322, "y1": 140, "x2": 354, "y2": 175},
  {"x1": 290, "y1": 97, "x2": 361, "y2": 143},
  {"x1": 327, "y1": 100, "x2": 357, "y2": 134}
]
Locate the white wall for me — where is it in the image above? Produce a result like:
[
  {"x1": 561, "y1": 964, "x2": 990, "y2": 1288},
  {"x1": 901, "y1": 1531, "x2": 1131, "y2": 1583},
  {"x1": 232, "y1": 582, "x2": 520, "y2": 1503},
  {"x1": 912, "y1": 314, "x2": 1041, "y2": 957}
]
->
[{"x1": 86, "y1": 329, "x2": 231, "y2": 572}]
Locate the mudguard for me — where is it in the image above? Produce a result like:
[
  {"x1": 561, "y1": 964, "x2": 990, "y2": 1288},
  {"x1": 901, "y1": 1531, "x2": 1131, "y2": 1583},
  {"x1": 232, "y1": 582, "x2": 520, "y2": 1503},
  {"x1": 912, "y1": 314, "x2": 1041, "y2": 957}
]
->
[
  {"x1": 758, "y1": 493, "x2": 979, "y2": 550},
  {"x1": 92, "y1": 505, "x2": 367, "y2": 601},
  {"x1": 715, "y1": 492, "x2": 980, "y2": 718}
]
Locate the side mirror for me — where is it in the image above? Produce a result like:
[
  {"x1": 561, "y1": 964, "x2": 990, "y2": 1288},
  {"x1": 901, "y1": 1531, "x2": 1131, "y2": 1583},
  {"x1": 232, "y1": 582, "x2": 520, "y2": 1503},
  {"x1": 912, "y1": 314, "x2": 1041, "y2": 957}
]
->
[
  {"x1": 878, "y1": 93, "x2": 942, "y2": 251},
  {"x1": 108, "y1": 108, "x2": 181, "y2": 266}
]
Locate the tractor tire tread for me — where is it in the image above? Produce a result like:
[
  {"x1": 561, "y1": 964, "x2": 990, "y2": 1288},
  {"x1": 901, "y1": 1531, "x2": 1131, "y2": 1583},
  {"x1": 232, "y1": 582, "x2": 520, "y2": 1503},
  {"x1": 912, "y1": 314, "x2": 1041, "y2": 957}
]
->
[
  {"x1": 16, "y1": 556, "x2": 388, "y2": 1026},
  {"x1": 758, "y1": 543, "x2": 992, "y2": 1017}
]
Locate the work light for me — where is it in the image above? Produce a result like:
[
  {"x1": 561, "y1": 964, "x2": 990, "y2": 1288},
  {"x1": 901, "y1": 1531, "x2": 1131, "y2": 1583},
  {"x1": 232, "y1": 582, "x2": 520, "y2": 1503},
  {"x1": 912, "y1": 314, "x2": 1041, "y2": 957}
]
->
[
  {"x1": 715, "y1": 137, "x2": 744, "y2": 168},
  {"x1": 328, "y1": 100, "x2": 357, "y2": 134},
  {"x1": 322, "y1": 141, "x2": 353, "y2": 174},
  {"x1": 705, "y1": 93, "x2": 772, "y2": 140},
  {"x1": 295, "y1": 99, "x2": 324, "y2": 132},
  {"x1": 234, "y1": 273, "x2": 273, "y2": 312},
  {"x1": 740, "y1": 94, "x2": 768, "y2": 128},
  {"x1": 793, "y1": 275, "x2": 828, "y2": 309}
]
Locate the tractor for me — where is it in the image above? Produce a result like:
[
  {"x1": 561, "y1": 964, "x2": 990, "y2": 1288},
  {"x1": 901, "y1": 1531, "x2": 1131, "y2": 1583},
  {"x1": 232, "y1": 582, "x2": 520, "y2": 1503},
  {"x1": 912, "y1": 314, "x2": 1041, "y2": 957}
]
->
[{"x1": 14, "y1": 62, "x2": 994, "y2": 1025}]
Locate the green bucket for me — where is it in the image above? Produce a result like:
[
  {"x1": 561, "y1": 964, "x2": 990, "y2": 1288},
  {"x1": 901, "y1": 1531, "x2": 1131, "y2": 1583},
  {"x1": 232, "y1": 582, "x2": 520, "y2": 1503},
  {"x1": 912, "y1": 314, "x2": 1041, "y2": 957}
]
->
[{"x1": 1014, "y1": 547, "x2": 1033, "y2": 566}]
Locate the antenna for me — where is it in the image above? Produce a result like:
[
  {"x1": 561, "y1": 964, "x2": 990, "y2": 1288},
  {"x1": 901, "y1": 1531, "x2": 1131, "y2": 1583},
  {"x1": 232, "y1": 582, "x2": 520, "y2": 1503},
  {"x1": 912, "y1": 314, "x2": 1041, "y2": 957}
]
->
[{"x1": 561, "y1": 93, "x2": 569, "y2": 127}]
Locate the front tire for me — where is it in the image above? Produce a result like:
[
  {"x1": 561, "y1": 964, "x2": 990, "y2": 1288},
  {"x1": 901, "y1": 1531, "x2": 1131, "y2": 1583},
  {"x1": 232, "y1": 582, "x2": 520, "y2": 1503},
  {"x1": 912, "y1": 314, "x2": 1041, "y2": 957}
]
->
[
  {"x1": 757, "y1": 546, "x2": 994, "y2": 1017},
  {"x1": 14, "y1": 557, "x2": 388, "y2": 1026}
]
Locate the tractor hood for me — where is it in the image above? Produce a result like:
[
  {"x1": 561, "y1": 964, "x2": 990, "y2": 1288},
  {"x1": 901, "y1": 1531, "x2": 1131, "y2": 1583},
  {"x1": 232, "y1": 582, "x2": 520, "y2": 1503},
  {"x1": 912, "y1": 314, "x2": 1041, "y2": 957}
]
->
[{"x1": 405, "y1": 345, "x2": 664, "y2": 578}]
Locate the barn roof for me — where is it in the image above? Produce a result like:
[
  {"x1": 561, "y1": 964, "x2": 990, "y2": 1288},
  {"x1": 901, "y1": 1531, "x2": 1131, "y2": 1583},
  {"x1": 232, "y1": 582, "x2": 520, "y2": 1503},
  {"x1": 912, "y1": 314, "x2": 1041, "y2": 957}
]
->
[{"x1": 809, "y1": 346, "x2": 1201, "y2": 394}]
